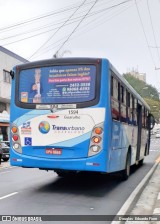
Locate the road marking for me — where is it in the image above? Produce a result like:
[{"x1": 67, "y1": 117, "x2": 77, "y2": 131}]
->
[
  {"x1": 0, "y1": 171, "x2": 11, "y2": 174},
  {"x1": 0, "y1": 192, "x2": 18, "y2": 200},
  {"x1": 111, "y1": 162, "x2": 159, "y2": 224},
  {"x1": 0, "y1": 166, "x2": 17, "y2": 170},
  {"x1": 3, "y1": 166, "x2": 15, "y2": 169}
]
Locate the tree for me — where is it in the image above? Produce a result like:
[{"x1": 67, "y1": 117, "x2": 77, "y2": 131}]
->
[
  {"x1": 123, "y1": 73, "x2": 159, "y2": 100},
  {"x1": 123, "y1": 73, "x2": 160, "y2": 123}
]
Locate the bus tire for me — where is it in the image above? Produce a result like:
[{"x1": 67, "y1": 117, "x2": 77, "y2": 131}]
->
[
  {"x1": 121, "y1": 152, "x2": 131, "y2": 181},
  {"x1": 139, "y1": 159, "x2": 144, "y2": 166}
]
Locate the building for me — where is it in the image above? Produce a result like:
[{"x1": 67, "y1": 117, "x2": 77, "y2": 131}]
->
[
  {"x1": 128, "y1": 68, "x2": 146, "y2": 83},
  {"x1": 0, "y1": 46, "x2": 28, "y2": 141}
]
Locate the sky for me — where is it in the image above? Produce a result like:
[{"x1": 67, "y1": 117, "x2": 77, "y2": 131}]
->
[{"x1": 1, "y1": 0, "x2": 160, "y2": 90}]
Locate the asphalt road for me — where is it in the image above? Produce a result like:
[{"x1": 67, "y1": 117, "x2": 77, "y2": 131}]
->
[{"x1": 0, "y1": 137, "x2": 160, "y2": 224}]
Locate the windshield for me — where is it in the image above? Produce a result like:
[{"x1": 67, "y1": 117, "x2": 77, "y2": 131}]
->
[{"x1": 18, "y1": 65, "x2": 96, "y2": 104}]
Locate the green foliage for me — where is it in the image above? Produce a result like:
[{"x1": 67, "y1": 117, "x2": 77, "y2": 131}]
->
[
  {"x1": 144, "y1": 98, "x2": 160, "y2": 123},
  {"x1": 123, "y1": 73, "x2": 160, "y2": 123},
  {"x1": 123, "y1": 73, "x2": 159, "y2": 100}
]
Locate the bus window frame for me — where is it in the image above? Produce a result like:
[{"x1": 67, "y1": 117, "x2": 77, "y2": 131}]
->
[{"x1": 14, "y1": 58, "x2": 102, "y2": 109}]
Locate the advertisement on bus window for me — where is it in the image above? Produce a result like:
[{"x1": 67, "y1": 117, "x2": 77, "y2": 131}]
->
[{"x1": 18, "y1": 65, "x2": 96, "y2": 104}]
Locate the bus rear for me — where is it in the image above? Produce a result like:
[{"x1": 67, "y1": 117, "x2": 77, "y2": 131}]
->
[{"x1": 10, "y1": 58, "x2": 110, "y2": 174}]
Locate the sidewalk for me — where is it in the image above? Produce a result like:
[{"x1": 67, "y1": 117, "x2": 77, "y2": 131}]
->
[
  {"x1": 125, "y1": 162, "x2": 160, "y2": 224},
  {"x1": 111, "y1": 157, "x2": 160, "y2": 224}
]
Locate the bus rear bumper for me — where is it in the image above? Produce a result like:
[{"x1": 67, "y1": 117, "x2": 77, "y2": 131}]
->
[{"x1": 10, "y1": 153, "x2": 107, "y2": 173}]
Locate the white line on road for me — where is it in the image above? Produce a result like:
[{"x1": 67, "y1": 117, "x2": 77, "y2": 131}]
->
[
  {"x1": 3, "y1": 166, "x2": 16, "y2": 169},
  {"x1": 0, "y1": 166, "x2": 17, "y2": 170},
  {"x1": 0, "y1": 192, "x2": 18, "y2": 200},
  {"x1": 0, "y1": 171, "x2": 11, "y2": 174}
]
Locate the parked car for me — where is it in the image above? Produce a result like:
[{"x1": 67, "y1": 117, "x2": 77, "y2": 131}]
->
[
  {"x1": 0, "y1": 142, "x2": 10, "y2": 161},
  {"x1": 1, "y1": 141, "x2": 10, "y2": 147},
  {"x1": 156, "y1": 133, "x2": 160, "y2": 138}
]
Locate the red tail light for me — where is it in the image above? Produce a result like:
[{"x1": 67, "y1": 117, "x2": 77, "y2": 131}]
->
[{"x1": 12, "y1": 135, "x2": 19, "y2": 141}]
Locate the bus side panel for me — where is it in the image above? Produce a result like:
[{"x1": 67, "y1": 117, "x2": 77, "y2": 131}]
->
[{"x1": 108, "y1": 121, "x2": 138, "y2": 172}]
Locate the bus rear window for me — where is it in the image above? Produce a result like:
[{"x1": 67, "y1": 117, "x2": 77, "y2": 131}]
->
[{"x1": 18, "y1": 65, "x2": 96, "y2": 104}]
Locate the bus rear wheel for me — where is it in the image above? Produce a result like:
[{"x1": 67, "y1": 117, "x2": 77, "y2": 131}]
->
[
  {"x1": 121, "y1": 152, "x2": 131, "y2": 181},
  {"x1": 139, "y1": 159, "x2": 144, "y2": 166}
]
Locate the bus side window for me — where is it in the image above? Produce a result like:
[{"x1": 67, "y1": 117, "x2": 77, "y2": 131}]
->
[
  {"x1": 142, "y1": 107, "x2": 145, "y2": 127},
  {"x1": 133, "y1": 98, "x2": 137, "y2": 125},
  {"x1": 146, "y1": 109, "x2": 149, "y2": 128},
  {"x1": 111, "y1": 76, "x2": 120, "y2": 120},
  {"x1": 127, "y1": 91, "x2": 132, "y2": 124},
  {"x1": 120, "y1": 85, "x2": 127, "y2": 123},
  {"x1": 142, "y1": 107, "x2": 147, "y2": 128}
]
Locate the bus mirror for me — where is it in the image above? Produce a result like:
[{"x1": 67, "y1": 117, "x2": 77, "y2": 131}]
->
[
  {"x1": 147, "y1": 114, "x2": 155, "y2": 130},
  {"x1": 10, "y1": 70, "x2": 15, "y2": 79}
]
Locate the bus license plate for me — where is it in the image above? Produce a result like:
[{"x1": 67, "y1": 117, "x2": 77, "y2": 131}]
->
[{"x1": 46, "y1": 148, "x2": 62, "y2": 155}]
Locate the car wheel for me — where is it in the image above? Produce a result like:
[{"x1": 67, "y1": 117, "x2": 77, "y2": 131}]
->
[{"x1": 3, "y1": 158, "x2": 9, "y2": 162}]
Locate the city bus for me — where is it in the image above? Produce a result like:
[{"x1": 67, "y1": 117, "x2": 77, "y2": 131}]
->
[{"x1": 10, "y1": 58, "x2": 154, "y2": 180}]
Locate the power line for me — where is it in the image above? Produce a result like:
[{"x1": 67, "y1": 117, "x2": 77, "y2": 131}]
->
[
  {"x1": 135, "y1": 0, "x2": 160, "y2": 90},
  {"x1": 1, "y1": 1, "x2": 116, "y2": 45},
  {"x1": 146, "y1": 0, "x2": 160, "y2": 63},
  {"x1": 55, "y1": 0, "x2": 134, "y2": 56},
  {"x1": 149, "y1": 46, "x2": 160, "y2": 49},
  {"x1": 134, "y1": 0, "x2": 157, "y2": 68},
  {"x1": 2, "y1": 0, "x2": 132, "y2": 47},
  {"x1": 0, "y1": 0, "x2": 111, "y2": 42},
  {"x1": 30, "y1": 0, "x2": 134, "y2": 59},
  {"x1": 0, "y1": 0, "x2": 103, "y2": 33},
  {"x1": 54, "y1": 0, "x2": 99, "y2": 56},
  {"x1": 0, "y1": 1, "x2": 84, "y2": 32},
  {"x1": 29, "y1": 0, "x2": 87, "y2": 60}
]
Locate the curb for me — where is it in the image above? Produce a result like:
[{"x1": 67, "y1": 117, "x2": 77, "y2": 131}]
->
[
  {"x1": 111, "y1": 161, "x2": 160, "y2": 224},
  {"x1": 152, "y1": 158, "x2": 160, "y2": 216}
]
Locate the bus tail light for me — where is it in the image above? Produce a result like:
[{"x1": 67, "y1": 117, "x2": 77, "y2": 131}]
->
[
  {"x1": 11, "y1": 124, "x2": 22, "y2": 154},
  {"x1": 92, "y1": 136, "x2": 101, "y2": 144},
  {"x1": 94, "y1": 127, "x2": 103, "y2": 135},
  {"x1": 11, "y1": 126, "x2": 18, "y2": 133},
  {"x1": 90, "y1": 145, "x2": 100, "y2": 153},
  {"x1": 88, "y1": 123, "x2": 104, "y2": 157},
  {"x1": 12, "y1": 135, "x2": 19, "y2": 141}
]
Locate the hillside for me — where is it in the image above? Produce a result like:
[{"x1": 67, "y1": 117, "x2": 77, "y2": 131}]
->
[{"x1": 123, "y1": 73, "x2": 160, "y2": 123}]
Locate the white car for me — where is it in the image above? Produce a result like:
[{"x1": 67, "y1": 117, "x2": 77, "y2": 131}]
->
[{"x1": 155, "y1": 133, "x2": 160, "y2": 138}]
